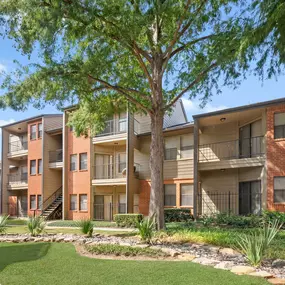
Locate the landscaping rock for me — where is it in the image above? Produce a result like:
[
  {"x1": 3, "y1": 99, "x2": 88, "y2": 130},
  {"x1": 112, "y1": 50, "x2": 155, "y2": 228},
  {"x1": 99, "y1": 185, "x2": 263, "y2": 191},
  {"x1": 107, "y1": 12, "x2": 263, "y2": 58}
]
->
[
  {"x1": 202, "y1": 245, "x2": 220, "y2": 253},
  {"x1": 249, "y1": 271, "x2": 273, "y2": 278},
  {"x1": 273, "y1": 260, "x2": 285, "y2": 268},
  {"x1": 160, "y1": 248, "x2": 180, "y2": 257},
  {"x1": 219, "y1": 248, "x2": 240, "y2": 256},
  {"x1": 268, "y1": 278, "x2": 285, "y2": 285},
  {"x1": 192, "y1": 257, "x2": 220, "y2": 266},
  {"x1": 214, "y1": 261, "x2": 235, "y2": 270},
  {"x1": 177, "y1": 254, "x2": 196, "y2": 261},
  {"x1": 231, "y1": 266, "x2": 256, "y2": 275}
]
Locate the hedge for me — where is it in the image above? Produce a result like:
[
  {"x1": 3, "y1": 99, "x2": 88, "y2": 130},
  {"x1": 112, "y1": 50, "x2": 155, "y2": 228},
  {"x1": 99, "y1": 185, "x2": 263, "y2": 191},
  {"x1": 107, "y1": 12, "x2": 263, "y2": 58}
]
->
[
  {"x1": 114, "y1": 214, "x2": 143, "y2": 227},
  {"x1": 164, "y1": 208, "x2": 193, "y2": 223}
]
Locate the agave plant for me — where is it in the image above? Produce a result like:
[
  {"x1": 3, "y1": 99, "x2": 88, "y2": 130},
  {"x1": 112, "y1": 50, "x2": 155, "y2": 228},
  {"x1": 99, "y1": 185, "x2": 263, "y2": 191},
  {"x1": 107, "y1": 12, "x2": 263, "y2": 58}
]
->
[
  {"x1": 237, "y1": 219, "x2": 283, "y2": 266},
  {"x1": 27, "y1": 216, "x2": 46, "y2": 237},
  {"x1": 0, "y1": 215, "x2": 9, "y2": 234},
  {"x1": 78, "y1": 219, "x2": 94, "y2": 237},
  {"x1": 136, "y1": 215, "x2": 155, "y2": 244}
]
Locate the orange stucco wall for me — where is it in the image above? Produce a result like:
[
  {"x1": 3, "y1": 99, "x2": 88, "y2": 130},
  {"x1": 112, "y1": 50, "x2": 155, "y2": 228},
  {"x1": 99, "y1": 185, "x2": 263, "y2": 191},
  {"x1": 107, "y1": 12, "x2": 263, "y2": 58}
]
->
[
  {"x1": 67, "y1": 129, "x2": 91, "y2": 220},
  {"x1": 27, "y1": 119, "x2": 43, "y2": 216},
  {"x1": 139, "y1": 178, "x2": 194, "y2": 216},
  {"x1": 266, "y1": 105, "x2": 285, "y2": 212}
]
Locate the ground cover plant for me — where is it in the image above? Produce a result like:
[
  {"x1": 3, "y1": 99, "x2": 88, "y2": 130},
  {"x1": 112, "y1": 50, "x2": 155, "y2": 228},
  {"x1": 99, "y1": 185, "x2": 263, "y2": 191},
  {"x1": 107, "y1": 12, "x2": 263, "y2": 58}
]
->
[
  {"x1": 136, "y1": 216, "x2": 155, "y2": 243},
  {"x1": 0, "y1": 215, "x2": 9, "y2": 234},
  {"x1": 78, "y1": 219, "x2": 94, "y2": 237},
  {"x1": 85, "y1": 244, "x2": 167, "y2": 257},
  {"x1": 27, "y1": 216, "x2": 46, "y2": 236},
  {"x1": 48, "y1": 220, "x2": 116, "y2": 228},
  {"x1": 0, "y1": 243, "x2": 268, "y2": 285}
]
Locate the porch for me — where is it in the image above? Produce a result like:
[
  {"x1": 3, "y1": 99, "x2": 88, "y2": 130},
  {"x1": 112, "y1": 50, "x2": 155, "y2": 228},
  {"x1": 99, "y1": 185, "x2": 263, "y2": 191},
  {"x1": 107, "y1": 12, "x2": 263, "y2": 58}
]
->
[{"x1": 7, "y1": 190, "x2": 28, "y2": 218}]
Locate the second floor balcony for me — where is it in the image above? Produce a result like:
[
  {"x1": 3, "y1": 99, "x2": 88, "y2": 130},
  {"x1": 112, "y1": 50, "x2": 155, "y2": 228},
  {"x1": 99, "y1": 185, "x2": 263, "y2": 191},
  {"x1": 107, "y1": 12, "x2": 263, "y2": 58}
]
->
[
  {"x1": 8, "y1": 140, "x2": 28, "y2": 158},
  {"x1": 49, "y1": 149, "x2": 63, "y2": 168},
  {"x1": 7, "y1": 173, "x2": 28, "y2": 189},
  {"x1": 198, "y1": 136, "x2": 265, "y2": 169}
]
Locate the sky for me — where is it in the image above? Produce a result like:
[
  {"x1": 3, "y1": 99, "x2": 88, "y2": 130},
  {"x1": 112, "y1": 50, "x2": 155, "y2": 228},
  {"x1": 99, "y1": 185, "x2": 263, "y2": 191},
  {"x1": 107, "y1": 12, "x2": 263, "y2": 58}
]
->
[{"x1": 1, "y1": 37, "x2": 285, "y2": 127}]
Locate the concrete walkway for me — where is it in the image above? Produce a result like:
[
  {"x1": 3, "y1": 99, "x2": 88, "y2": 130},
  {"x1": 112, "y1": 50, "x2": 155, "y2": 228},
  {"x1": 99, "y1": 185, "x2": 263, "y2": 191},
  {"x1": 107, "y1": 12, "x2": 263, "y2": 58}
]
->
[{"x1": 46, "y1": 225, "x2": 136, "y2": 232}]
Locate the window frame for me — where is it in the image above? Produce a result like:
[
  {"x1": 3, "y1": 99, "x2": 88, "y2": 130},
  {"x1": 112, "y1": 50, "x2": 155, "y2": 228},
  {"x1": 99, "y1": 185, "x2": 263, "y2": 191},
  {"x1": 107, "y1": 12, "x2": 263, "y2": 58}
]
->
[
  {"x1": 79, "y1": 153, "x2": 88, "y2": 171},
  {"x1": 70, "y1": 194, "x2": 77, "y2": 211},
  {"x1": 70, "y1": 154, "x2": 77, "y2": 171},
  {"x1": 164, "y1": 184, "x2": 177, "y2": 207},
  {"x1": 164, "y1": 148, "x2": 177, "y2": 161},
  {"x1": 274, "y1": 176, "x2": 285, "y2": 203},
  {"x1": 79, "y1": 194, "x2": 88, "y2": 211},
  {"x1": 274, "y1": 112, "x2": 285, "y2": 139},
  {"x1": 38, "y1": 159, "x2": 42, "y2": 174},
  {"x1": 30, "y1": 124, "x2": 37, "y2": 140},
  {"x1": 180, "y1": 184, "x2": 194, "y2": 207},
  {"x1": 30, "y1": 160, "x2": 36, "y2": 175},
  {"x1": 37, "y1": 195, "x2": 42, "y2": 210},
  {"x1": 38, "y1": 123, "x2": 43, "y2": 139},
  {"x1": 30, "y1": 195, "x2": 36, "y2": 210}
]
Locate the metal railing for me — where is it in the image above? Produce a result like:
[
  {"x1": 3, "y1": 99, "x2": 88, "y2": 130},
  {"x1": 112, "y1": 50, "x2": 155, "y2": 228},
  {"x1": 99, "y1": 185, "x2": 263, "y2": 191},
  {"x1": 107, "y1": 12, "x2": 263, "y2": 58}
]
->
[
  {"x1": 7, "y1": 173, "x2": 28, "y2": 185},
  {"x1": 49, "y1": 149, "x2": 63, "y2": 163},
  {"x1": 197, "y1": 191, "x2": 262, "y2": 216},
  {"x1": 96, "y1": 119, "x2": 127, "y2": 137},
  {"x1": 37, "y1": 186, "x2": 62, "y2": 213},
  {"x1": 199, "y1": 136, "x2": 264, "y2": 162},
  {"x1": 8, "y1": 140, "x2": 28, "y2": 153}
]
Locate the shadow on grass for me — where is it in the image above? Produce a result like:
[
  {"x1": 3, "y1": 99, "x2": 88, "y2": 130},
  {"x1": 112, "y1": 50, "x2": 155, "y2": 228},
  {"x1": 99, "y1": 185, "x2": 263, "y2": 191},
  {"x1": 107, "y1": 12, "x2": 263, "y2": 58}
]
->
[{"x1": 0, "y1": 243, "x2": 51, "y2": 272}]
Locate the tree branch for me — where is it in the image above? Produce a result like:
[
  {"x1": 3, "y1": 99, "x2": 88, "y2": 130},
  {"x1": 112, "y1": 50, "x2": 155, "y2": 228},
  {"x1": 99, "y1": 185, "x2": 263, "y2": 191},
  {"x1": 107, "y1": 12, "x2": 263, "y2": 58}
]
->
[
  {"x1": 164, "y1": 61, "x2": 218, "y2": 110},
  {"x1": 87, "y1": 75, "x2": 152, "y2": 114}
]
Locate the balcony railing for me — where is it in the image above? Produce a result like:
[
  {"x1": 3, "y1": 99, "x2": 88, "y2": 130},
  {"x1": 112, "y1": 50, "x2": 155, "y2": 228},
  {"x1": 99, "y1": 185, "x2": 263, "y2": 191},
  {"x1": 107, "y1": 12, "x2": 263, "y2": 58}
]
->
[
  {"x1": 96, "y1": 119, "x2": 127, "y2": 137},
  {"x1": 49, "y1": 149, "x2": 63, "y2": 163},
  {"x1": 93, "y1": 163, "x2": 140, "y2": 179},
  {"x1": 199, "y1": 136, "x2": 264, "y2": 162},
  {"x1": 8, "y1": 140, "x2": 28, "y2": 153},
  {"x1": 7, "y1": 173, "x2": 28, "y2": 185}
]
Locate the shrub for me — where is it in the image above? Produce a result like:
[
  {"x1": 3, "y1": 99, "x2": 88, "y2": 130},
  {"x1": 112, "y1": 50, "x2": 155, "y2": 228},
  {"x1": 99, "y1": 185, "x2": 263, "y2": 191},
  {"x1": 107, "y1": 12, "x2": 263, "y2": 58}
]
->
[
  {"x1": 136, "y1": 216, "x2": 155, "y2": 243},
  {"x1": 237, "y1": 219, "x2": 283, "y2": 266},
  {"x1": 114, "y1": 214, "x2": 143, "y2": 228},
  {"x1": 0, "y1": 215, "x2": 9, "y2": 234},
  {"x1": 27, "y1": 216, "x2": 46, "y2": 236},
  {"x1": 263, "y1": 210, "x2": 285, "y2": 226},
  {"x1": 164, "y1": 208, "x2": 193, "y2": 223},
  {"x1": 85, "y1": 244, "x2": 167, "y2": 257},
  {"x1": 78, "y1": 219, "x2": 93, "y2": 237}
]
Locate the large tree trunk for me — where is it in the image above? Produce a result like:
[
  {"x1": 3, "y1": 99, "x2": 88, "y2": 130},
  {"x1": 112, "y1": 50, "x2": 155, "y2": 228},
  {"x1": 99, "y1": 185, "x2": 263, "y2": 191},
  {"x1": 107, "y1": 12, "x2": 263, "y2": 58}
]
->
[{"x1": 149, "y1": 110, "x2": 165, "y2": 229}]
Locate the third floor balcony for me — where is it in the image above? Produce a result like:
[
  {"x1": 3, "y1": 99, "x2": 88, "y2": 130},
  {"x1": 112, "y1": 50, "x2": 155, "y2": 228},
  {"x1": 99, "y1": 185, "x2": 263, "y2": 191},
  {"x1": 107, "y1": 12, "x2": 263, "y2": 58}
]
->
[
  {"x1": 49, "y1": 149, "x2": 63, "y2": 169},
  {"x1": 8, "y1": 140, "x2": 28, "y2": 159}
]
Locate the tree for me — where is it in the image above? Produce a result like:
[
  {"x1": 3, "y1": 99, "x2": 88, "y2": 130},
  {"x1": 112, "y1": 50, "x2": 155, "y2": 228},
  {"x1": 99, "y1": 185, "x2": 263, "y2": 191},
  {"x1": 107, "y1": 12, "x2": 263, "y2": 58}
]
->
[{"x1": 0, "y1": 0, "x2": 250, "y2": 229}]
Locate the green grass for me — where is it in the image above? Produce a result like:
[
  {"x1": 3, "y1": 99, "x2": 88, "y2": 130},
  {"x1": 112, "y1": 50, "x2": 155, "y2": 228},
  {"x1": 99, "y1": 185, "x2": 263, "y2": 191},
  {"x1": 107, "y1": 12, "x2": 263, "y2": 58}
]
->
[
  {"x1": 48, "y1": 220, "x2": 117, "y2": 228},
  {"x1": 165, "y1": 223, "x2": 285, "y2": 259},
  {"x1": 85, "y1": 244, "x2": 167, "y2": 257},
  {"x1": 0, "y1": 242, "x2": 268, "y2": 285},
  {"x1": 6, "y1": 219, "x2": 27, "y2": 226}
]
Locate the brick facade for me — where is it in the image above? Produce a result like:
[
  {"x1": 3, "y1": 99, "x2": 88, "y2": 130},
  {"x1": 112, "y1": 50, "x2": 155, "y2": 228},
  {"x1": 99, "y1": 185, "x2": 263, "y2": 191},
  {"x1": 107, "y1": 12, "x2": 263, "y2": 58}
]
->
[{"x1": 266, "y1": 105, "x2": 285, "y2": 212}]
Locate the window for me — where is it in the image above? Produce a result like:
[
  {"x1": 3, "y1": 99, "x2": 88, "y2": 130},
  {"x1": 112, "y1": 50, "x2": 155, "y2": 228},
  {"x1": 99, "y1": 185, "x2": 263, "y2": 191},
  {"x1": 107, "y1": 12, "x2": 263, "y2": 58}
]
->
[
  {"x1": 180, "y1": 184, "x2": 193, "y2": 206},
  {"x1": 165, "y1": 148, "x2": 177, "y2": 160},
  {"x1": 79, "y1": 153, "x2": 87, "y2": 170},
  {"x1": 38, "y1": 159, "x2": 42, "y2": 174},
  {"x1": 70, "y1": 154, "x2": 77, "y2": 171},
  {"x1": 37, "y1": 195, "x2": 42, "y2": 210},
  {"x1": 38, "y1": 123, "x2": 43, "y2": 138},
  {"x1": 30, "y1": 195, "x2": 36, "y2": 209},
  {"x1": 118, "y1": 153, "x2": 127, "y2": 172},
  {"x1": 180, "y1": 135, "x2": 193, "y2": 159},
  {"x1": 164, "y1": 137, "x2": 177, "y2": 160},
  {"x1": 79, "y1": 194, "x2": 87, "y2": 211},
  {"x1": 274, "y1": 177, "x2": 285, "y2": 203},
  {"x1": 70, "y1": 195, "x2": 77, "y2": 210},
  {"x1": 274, "y1": 113, "x2": 285, "y2": 139},
  {"x1": 30, "y1": 160, "x2": 36, "y2": 175},
  {"x1": 164, "y1": 184, "x2": 176, "y2": 206},
  {"x1": 30, "y1": 124, "x2": 37, "y2": 140}
]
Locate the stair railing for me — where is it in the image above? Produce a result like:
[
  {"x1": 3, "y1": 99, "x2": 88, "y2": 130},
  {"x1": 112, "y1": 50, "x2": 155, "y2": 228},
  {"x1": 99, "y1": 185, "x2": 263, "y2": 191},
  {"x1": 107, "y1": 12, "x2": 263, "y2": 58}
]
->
[{"x1": 33, "y1": 186, "x2": 63, "y2": 217}]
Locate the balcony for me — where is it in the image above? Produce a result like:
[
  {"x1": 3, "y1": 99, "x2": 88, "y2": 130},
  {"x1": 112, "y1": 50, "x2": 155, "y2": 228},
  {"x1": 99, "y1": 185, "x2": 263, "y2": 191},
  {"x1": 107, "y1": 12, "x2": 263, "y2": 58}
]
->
[
  {"x1": 49, "y1": 149, "x2": 63, "y2": 169},
  {"x1": 92, "y1": 163, "x2": 140, "y2": 185},
  {"x1": 8, "y1": 140, "x2": 28, "y2": 159},
  {"x1": 198, "y1": 136, "x2": 265, "y2": 170},
  {"x1": 7, "y1": 173, "x2": 28, "y2": 190}
]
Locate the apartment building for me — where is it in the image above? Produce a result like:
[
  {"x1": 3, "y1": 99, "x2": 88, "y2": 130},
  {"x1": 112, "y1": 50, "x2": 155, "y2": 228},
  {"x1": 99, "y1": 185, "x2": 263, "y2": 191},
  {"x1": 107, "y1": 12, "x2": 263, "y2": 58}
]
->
[
  {"x1": 1, "y1": 97, "x2": 285, "y2": 221},
  {"x1": 193, "y1": 97, "x2": 285, "y2": 217},
  {"x1": 1, "y1": 114, "x2": 63, "y2": 218}
]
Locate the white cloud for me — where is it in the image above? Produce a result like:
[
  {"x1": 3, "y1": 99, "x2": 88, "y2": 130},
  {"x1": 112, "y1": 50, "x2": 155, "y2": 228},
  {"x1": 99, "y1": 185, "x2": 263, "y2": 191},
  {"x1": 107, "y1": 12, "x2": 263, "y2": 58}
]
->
[
  {"x1": 182, "y1": 98, "x2": 228, "y2": 120},
  {"x1": 0, "y1": 119, "x2": 15, "y2": 127},
  {"x1": 0, "y1": 63, "x2": 7, "y2": 73}
]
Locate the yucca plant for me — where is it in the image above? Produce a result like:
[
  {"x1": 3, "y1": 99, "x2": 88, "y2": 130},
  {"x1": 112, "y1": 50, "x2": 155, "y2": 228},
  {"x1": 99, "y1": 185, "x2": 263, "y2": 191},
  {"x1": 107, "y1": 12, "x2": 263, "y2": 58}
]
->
[
  {"x1": 78, "y1": 219, "x2": 94, "y2": 237},
  {"x1": 237, "y1": 219, "x2": 283, "y2": 266},
  {"x1": 27, "y1": 216, "x2": 46, "y2": 237},
  {"x1": 136, "y1": 215, "x2": 155, "y2": 244},
  {"x1": 0, "y1": 215, "x2": 9, "y2": 234}
]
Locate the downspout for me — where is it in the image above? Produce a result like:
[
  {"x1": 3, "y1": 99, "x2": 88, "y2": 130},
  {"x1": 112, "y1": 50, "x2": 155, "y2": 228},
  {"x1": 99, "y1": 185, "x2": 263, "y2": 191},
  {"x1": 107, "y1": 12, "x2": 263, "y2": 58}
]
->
[
  {"x1": 193, "y1": 119, "x2": 199, "y2": 219},
  {"x1": 62, "y1": 112, "x2": 66, "y2": 220},
  {"x1": 41, "y1": 117, "x2": 45, "y2": 214}
]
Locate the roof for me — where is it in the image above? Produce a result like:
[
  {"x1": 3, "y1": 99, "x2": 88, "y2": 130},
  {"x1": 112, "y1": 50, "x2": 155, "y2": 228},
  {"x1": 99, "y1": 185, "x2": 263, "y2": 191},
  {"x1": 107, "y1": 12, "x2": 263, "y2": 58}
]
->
[
  {"x1": 1, "y1": 114, "x2": 62, "y2": 128},
  {"x1": 193, "y1": 97, "x2": 285, "y2": 119}
]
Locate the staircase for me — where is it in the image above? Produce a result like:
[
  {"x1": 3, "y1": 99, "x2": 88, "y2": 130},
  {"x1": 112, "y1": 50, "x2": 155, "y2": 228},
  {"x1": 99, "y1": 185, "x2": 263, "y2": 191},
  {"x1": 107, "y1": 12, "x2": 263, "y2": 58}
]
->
[{"x1": 39, "y1": 186, "x2": 63, "y2": 220}]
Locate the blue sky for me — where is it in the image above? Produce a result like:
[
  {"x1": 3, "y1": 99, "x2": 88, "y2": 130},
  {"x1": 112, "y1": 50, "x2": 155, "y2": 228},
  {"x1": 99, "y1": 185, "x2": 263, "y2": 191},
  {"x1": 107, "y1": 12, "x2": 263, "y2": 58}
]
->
[{"x1": 0, "y1": 37, "x2": 285, "y2": 127}]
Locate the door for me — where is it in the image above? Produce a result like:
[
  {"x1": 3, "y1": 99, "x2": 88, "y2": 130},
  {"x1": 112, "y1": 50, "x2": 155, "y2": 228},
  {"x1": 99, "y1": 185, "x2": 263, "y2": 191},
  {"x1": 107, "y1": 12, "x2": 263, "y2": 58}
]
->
[
  {"x1": 118, "y1": 194, "x2": 126, "y2": 214},
  {"x1": 239, "y1": 124, "x2": 251, "y2": 158},
  {"x1": 18, "y1": 195, "x2": 28, "y2": 217},
  {"x1": 118, "y1": 112, "x2": 127, "y2": 133},
  {"x1": 104, "y1": 195, "x2": 113, "y2": 221},
  {"x1": 95, "y1": 154, "x2": 112, "y2": 179},
  {"x1": 118, "y1": 153, "x2": 127, "y2": 174},
  {"x1": 239, "y1": 181, "x2": 261, "y2": 215},
  {"x1": 21, "y1": 166, "x2": 28, "y2": 182},
  {"x1": 94, "y1": 195, "x2": 113, "y2": 220}
]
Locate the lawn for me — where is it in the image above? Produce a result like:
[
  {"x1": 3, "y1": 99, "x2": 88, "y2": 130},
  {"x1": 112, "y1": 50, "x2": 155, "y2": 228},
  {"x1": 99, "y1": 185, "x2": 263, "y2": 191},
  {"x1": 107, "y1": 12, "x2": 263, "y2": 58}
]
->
[
  {"x1": 47, "y1": 220, "x2": 117, "y2": 228},
  {"x1": 165, "y1": 222, "x2": 285, "y2": 259},
  {"x1": 0, "y1": 242, "x2": 268, "y2": 285}
]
